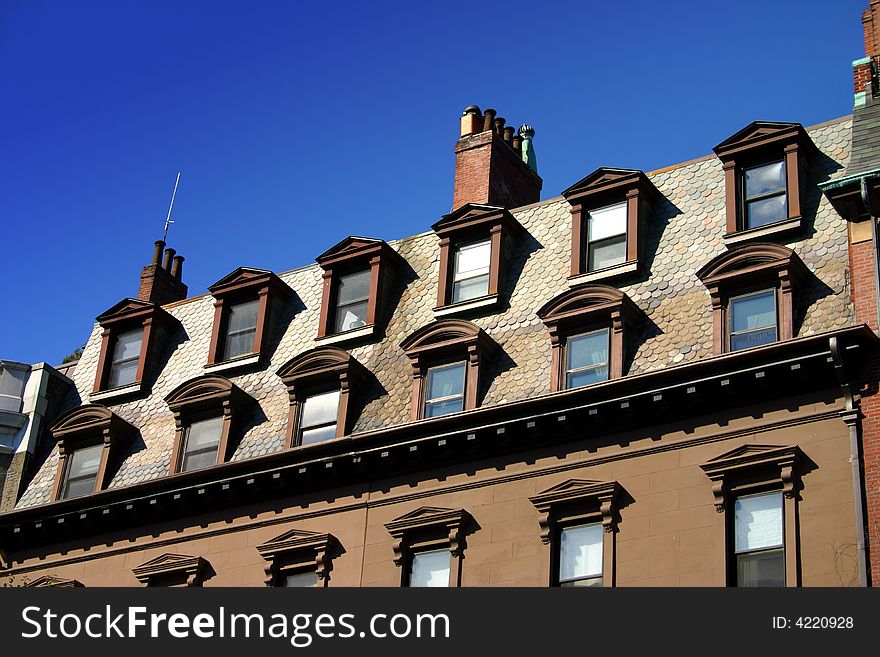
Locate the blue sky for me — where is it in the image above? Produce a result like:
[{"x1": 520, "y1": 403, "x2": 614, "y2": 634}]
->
[{"x1": 0, "y1": 0, "x2": 867, "y2": 364}]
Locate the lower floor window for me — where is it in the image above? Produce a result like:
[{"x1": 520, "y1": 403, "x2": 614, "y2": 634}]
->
[
  {"x1": 60, "y1": 443, "x2": 104, "y2": 499},
  {"x1": 734, "y1": 491, "x2": 785, "y2": 587},
  {"x1": 283, "y1": 571, "x2": 319, "y2": 588},
  {"x1": 558, "y1": 523, "x2": 603, "y2": 587},
  {"x1": 298, "y1": 389, "x2": 340, "y2": 446},
  {"x1": 409, "y1": 549, "x2": 451, "y2": 587},
  {"x1": 181, "y1": 416, "x2": 223, "y2": 472}
]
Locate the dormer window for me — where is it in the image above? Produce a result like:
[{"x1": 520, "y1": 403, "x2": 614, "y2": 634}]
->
[
  {"x1": 586, "y1": 202, "x2": 627, "y2": 271},
  {"x1": 206, "y1": 267, "x2": 293, "y2": 371},
  {"x1": 431, "y1": 203, "x2": 523, "y2": 316},
  {"x1": 452, "y1": 239, "x2": 491, "y2": 302},
  {"x1": 222, "y1": 298, "x2": 259, "y2": 361},
  {"x1": 107, "y1": 328, "x2": 143, "y2": 389},
  {"x1": 49, "y1": 404, "x2": 136, "y2": 501},
  {"x1": 562, "y1": 168, "x2": 659, "y2": 284},
  {"x1": 401, "y1": 320, "x2": 499, "y2": 420},
  {"x1": 164, "y1": 375, "x2": 255, "y2": 474},
  {"x1": 334, "y1": 269, "x2": 371, "y2": 333},
  {"x1": 315, "y1": 237, "x2": 404, "y2": 344},
  {"x1": 538, "y1": 285, "x2": 641, "y2": 392},
  {"x1": 277, "y1": 347, "x2": 367, "y2": 449},
  {"x1": 696, "y1": 243, "x2": 807, "y2": 355},
  {"x1": 713, "y1": 122, "x2": 815, "y2": 243},
  {"x1": 92, "y1": 298, "x2": 178, "y2": 401}
]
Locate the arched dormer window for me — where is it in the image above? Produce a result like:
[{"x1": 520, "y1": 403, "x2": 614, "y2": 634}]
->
[
  {"x1": 696, "y1": 242, "x2": 808, "y2": 354},
  {"x1": 49, "y1": 404, "x2": 136, "y2": 501},
  {"x1": 400, "y1": 319, "x2": 499, "y2": 420},
  {"x1": 276, "y1": 347, "x2": 367, "y2": 448},
  {"x1": 164, "y1": 374, "x2": 255, "y2": 474},
  {"x1": 537, "y1": 285, "x2": 641, "y2": 392}
]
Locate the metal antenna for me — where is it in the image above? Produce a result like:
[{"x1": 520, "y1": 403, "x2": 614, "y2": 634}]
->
[{"x1": 162, "y1": 172, "x2": 181, "y2": 242}]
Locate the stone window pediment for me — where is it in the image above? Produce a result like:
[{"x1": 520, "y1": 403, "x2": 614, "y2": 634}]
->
[
  {"x1": 257, "y1": 528, "x2": 340, "y2": 586},
  {"x1": 132, "y1": 552, "x2": 211, "y2": 587},
  {"x1": 385, "y1": 506, "x2": 471, "y2": 587}
]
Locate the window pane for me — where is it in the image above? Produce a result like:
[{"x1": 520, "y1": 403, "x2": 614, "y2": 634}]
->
[
  {"x1": 410, "y1": 549, "x2": 451, "y2": 587},
  {"x1": 426, "y1": 363, "x2": 466, "y2": 401},
  {"x1": 300, "y1": 424, "x2": 338, "y2": 446},
  {"x1": 301, "y1": 390, "x2": 340, "y2": 428},
  {"x1": 454, "y1": 240, "x2": 491, "y2": 279},
  {"x1": 730, "y1": 329, "x2": 777, "y2": 351},
  {"x1": 108, "y1": 359, "x2": 139, "y2": 388},
  {"x1": 452, "y1": 274, "x2": 490, "y2": 302},
  {"x1": 735, "y1": 492, "x2": 783, "y2": 552},
  {"x1": 588, "y1": 236, "x2": 627, "y2": 271},
  {"x1": 283, "y1": 571, "x2": 318, "y2": 587},
  {"x1": 731, "y1": 291, "x2": 776, "y2": 333},
  {"x1": 425, "y1": 397, "x2": 465, "y2": 418},
  {"x1": 566, "y1": 366, "x2": 609, "y2": 389},
  {"x1": 224, "y1": 331, "x2": 256, "y2": 360},
  {"x1": 185, "y1": 416, "x2": 223, "y2": 451},
  {"x1": 736, "y1": 548, "x2": 785, "y2": 587},
  {"x1": 744, "y1": 161, "x2": 785, "y2": 198},
  {"x1": 559, "y1": 524, "x2": 603, "y2": 583},
  {"x1": 334, "y1": 300, "x2": 369, "y2": 332},
  {"x1": 746, "y1": 195, "x2": 788, "y2": 228},
  {"x1": 567, "y1": 331, "x2": 609, "y2": 371},
  {"x1": 66, "y1": 443, "x2": 103, "y2": 479},
  {"x1": 587, "y1": 202, "x2": 627, "y2": 241},
  {"x1": 337, "y1": 269, "x2": 371, "y2": 305},
  {"x1": 223, "y1": 300, "x2": 259, "y2": 359},
  {"x1": 181, "y1": 449, "x2": 218, "y2": 472},
  {"x1": 560, "y1": 576, "x2": 603, "y2": 587}
]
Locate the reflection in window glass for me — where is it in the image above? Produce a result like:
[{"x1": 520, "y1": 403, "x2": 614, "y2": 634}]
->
[
  {"x1": 181, "y1": 416, "x2": 223, "y2": 472},
  {"x1": 424, "y1": 362, "x2": 466, "y2": 418},
  {"x1": 409, "y1": 549, "x2": 451, "y2": 587},
  {"x1": 283, "y1": 571, "x2": 318, "y2": 587},
  {"x1": 729, "y1": 290, "x2": 777, "y2": 351},
  {"x1": 452, "y1": 240, "x2": 491, "y2": 303},
  {"x1": 587, "y1": 203, "x2": 627, "y2": 271},
  {"x1": 743, "y1": 161, "x2": 787, "y2": 228},
  {"x1": 223, "y1": 299, "x2": 259, "y2": 360},
  {"x1": 334, "y1": 269, "x2": 371, "y2": 333},
  {"x1": 565, "y1": 329, "x2": 610, "y2": 389},
  {"x1": 60, "y1": 443, "x2": 104, "y2": 499},
  {"x1": 298, "y1": 389, "x2": 340, "y2": 446},
  {"x1": 559, "y1": 523, "x2": 603, "y2": 587},
  {"x1": 734, "y1": 492, "x2": 784, "y2": 587},
  {"x1": 108, "y1": 329, "x2": 143, "y2": 388}
]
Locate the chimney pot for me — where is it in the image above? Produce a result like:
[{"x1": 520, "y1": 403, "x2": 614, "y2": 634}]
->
[
  {"x1": 493, "y1": 117, "x2": 506, "y2": 136},
  {"x1": 503, "y1": 126, "x2": 514, "y2": 145},
  {"x1": 162, "y1": 248, "x2": 175, "y2": 271},
  {"x1": 171, "y1": 255, "x2": 184, "y2": 280},
  {"x1": 482, "y1": 108, "x2": 496, "y2": 133},
  {"x1": 460, "y1": 105, "x2": 483, "y2": 136},
  {"x1": 512, "y1": 134, "x2": 523, "y2": 155},
  {"x1": 152, "y1": 240, "x2": 165, "y2": 265}
]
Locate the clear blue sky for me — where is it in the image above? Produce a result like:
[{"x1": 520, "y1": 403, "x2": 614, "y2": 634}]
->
[{"x1": 0, "y1": 0, "x2": 867, "y2": 364}]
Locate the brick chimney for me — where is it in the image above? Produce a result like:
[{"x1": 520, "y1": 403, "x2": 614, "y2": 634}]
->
[
  {"x1": 452, "y1": 105, "x2": 542, "y2": 211},
  {"x1": 855, "y1": 0, "x2": 880, "y2": 106},
  {"x1": 137, "y1": 240, "x2": 188, "y2": 305}
]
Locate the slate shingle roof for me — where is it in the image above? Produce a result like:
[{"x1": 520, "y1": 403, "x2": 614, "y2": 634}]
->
[{"x1": 15, "y1": 116, "x2": 855, "y2": 508}]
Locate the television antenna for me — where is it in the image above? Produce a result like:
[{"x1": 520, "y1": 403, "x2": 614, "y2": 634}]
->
[{"x1": 162, "y1": 172, "x2": 181, "y2": 242}]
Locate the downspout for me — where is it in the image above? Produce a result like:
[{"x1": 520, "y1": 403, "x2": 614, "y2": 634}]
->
[
  {"x1": 862, "y1": 177, "x2": 880, "y2": 331},
  {"x1": 829, "y1": 337, "x2": 869, "y2": 587}
]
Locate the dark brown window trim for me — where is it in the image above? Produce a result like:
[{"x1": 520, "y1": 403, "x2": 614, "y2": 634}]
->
[
  {"x1": 206, "y1": 267, "x2": 293, "y2": 369},
  {"x1": 315, "y1": 237, "x2": 404, "y2": 343},
  {"x1": 696, "y1": 242, "x2": 808, "y2": 355},
  {"x1": 91, "y1": 298, "x2": 178, "y2": 399},
  {"x1": 713, "y1": 121, "x2": 816, "y2": 239},
  {"x1": 164, "y1": 374, "x2": 256, "y2": 474},
  {"x1": 400, "y1": 319, "x2": 499, "y2": 420},
  {"x1": 562, "y1": 168, "x2": 660, "y2": 283},
  {"x1": 49, "y1": 404, "x2": 136, "y2": 501},
  {"x1": 529, "y1": 479, "x2": 622, "y2": 587},
  {"x1": 257, "y1": 528, "x2": 340, "y2": 587},
  {"x1": 385, "y1": 506, "x2": 471, "y2": 587},
  {"x1": 537, "y1": 285, "x2": 642, "y2": 392},
  {"x1": 276, "y1": 347, "x2": 367, "y2": 449},
  {"x1": 431, "y1": 203, "x2": 523, "y2": 313},
  {"x1": 700, "y1": 443, "x2": 804, "y2": 587},
  {"x1": 132, "y1": 553, "x2": 211, "y2": 587}
]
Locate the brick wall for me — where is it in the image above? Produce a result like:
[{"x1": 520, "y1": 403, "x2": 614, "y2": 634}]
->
[
  {"x1": 138, "y1": 263, "x2": 187, "y2": 306},
  {"x1": 452, "y1": 130, "x2": 541, "y2": 210}
]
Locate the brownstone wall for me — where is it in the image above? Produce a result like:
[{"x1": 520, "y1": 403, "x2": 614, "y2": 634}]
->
[{"x1": 5, "y1": 392, "x2": 859, "y2": 587}]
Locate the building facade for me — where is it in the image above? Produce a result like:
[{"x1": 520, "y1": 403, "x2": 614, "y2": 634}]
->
[{"x1": 2, "y1": 3, "x2": 880, "y2": 588}]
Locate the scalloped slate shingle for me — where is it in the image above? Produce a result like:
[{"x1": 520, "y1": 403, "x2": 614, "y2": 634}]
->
[{"x1": 15, "y1": 117, "x2": 855, "y2": 509}]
